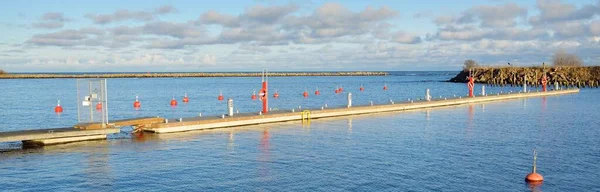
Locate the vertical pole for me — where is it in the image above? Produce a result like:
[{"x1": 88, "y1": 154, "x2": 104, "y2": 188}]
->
[
  {"x1": 555, "y1": 81, "x2": 559, "y2": 90},
  {"x1": 524, "y1": 77, "x2": 527, "y2": 92},
  {"x1": 347, "y1": 92, "x2": 352, "y2": 108},
  {"x1": 104, "y1": 79, "x2": 108, "y2": 126},
  {"x1": 262, "y1": 69, "x2": 268, "y2": 114},
  {"x1": 76, "y1": 79, "x2": 80, "y2": 122},
  {"x1": 532, "y1": 149, "x2": 537, "y2": 173},
  {"x1": 481, "y1": 85, "x2": 486, "y2": 96},
  {"x1": 426, "y1": 89, "x2": 431, "y2": 101},
  {"x1": 89, "y1": 80, "x2": 93, "y2": 122},
  {"x1": 228, "y1": 98, "x2": 234, "y2": 116}
]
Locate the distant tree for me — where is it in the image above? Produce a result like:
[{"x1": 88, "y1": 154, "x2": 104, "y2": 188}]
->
[
  {"x1": 552, "y1": 51, "x2": 583, "y2": 67},
  {"x1": 463, "y1": 59, "x2": 478, "y2": 71}
]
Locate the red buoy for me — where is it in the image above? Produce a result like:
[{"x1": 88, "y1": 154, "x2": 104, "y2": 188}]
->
[
  {"x1": 360, "y1": 85, "x2": 364, "y2": 91},
  {"x1": 183, "y1": 93, "x2": 189, "y2": 103},
  {"x1": 335, "y1": 87, "x2": 340, "y2": 94},
  {"x1": 338, "y1": 85, "x2": 343, "y2": 92},
  {"x1": 526, "y1": 149, "x2": 544, "y2": 184},
  {"x1": 383, "y1": 84, "x2": 388, "y2": 90},
  {"x1": 273, "y1": 91, "x2": 279, "y2": 98},
  {"x1": 315, "y1": 88, "x2": 320, "y2": 95},
  {"x1": 218, "y1": 92, "x2": 224, "y2": 101},
  {"x1": 54, "y1": 99, "x2": 63, "y2": 113},
  {"x1": 303, "y1": 91, "x2": 309, "y2": 98},
  {"x1": 170, "y1": 97, "x2": 178, "y2": 106},
  {"x1": 133, "y1": 96, "x2": 141, "y2": 108},
  {"x1": 95, "y1": 102, "x2": 102, "y2": 110},
  {"x1": 251, "y1": 91, "x2": 257, "y2": 100}
]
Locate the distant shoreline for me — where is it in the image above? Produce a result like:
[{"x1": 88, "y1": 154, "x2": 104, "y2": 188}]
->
[{"x1": 0, "y1": 71, "x2": 388, "y2": 79}]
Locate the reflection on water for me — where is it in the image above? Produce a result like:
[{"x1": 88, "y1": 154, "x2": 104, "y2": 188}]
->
[{"x1": 258, "y1": 128, "x2": 271, "y2": 181}]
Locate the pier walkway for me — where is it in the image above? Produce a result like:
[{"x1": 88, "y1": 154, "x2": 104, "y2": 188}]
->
[{"x1": 0, "y1": 89, "x2": 580, "y2": 146}]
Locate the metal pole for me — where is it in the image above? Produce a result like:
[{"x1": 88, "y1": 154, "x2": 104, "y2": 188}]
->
[
  {"x1": 482, "y1": 85, "x2": 486, "y2": 96},
  {"x1": 347, "y1": 92, "x2": 352, "y2": 108},
  {"x1": 76, "y1": 79, "x2": 80, "y2": 122},
  {"x1": 89, "y1": 80, "x2": 93, "y2": 123},
  {"x1": 524, "y1": 77, "x2": 527, "y2": 93},
  {"x1": 104, "y1": 79, "x2": 109, "y2": 126},
  {"x1": 227, "y1": 98, "x2": 234, "y2": 116}
]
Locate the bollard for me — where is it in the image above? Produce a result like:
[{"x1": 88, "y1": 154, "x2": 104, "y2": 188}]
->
[
  {"x1": 370, "y1": 101, "x2": 373, "y2": 106},
  {"x1": 390, "y1": 100, "x2": 394, "y2": 104},
  {"x1": 227, "y1": 98, "x2": 234, "y2": 116},
  {"x1": 347, "y1": 92, "x2": 352, "y2": 108},
  {"x1": 481, "y1": 85, "x2": 486, "y2": 96},
  {"x1": 325, "y1": 104, "x2": 328, "y2": 108},
  {"x1": 426, "y1": 89, "x2": 431, "y2": 101},
  {"x1": 298, "y1": 105, "x2": 301, "y2": 109},
  {"x1": 222, "y1": 114, "x2": 225, "y2": 118},
  {"x1": 165, "y1": 119, "x2": 169, "y2": 123},
  {"x1": 237, "y1": 110, "x2": 239, "y2": 114},
  {"x1": 179, "y1": 118, "x2": 183, "y2": 122},
  {"x1": 523, "y1": 77, "x2": 528, "y2": 93},
  {"x1": 292, "y1": 109, "x2": 295, "y2": 113},
  {"x1": 321, "y1": 106, "x2": 324, "y2": 110},
  {"x1": 259, "y1": 111, "x2": 263, "y2": 115},
  {"x1": 554, "y1": 82, "x2": 559, "y2": 90},
  {"x1": 199, "y1": 113, "x2": 202, "y2": 117}
]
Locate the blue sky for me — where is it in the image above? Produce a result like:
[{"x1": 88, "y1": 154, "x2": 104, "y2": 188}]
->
[{"x1": 0, "y1": 0, "x2": 598, "y2": 72}]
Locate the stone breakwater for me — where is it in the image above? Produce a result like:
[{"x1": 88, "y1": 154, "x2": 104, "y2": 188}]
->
[
  {"x1": 449, "y1": 66, "x2": 600, "y2": 88},
  {"x1": 0, "y1": 71, "x2": 388, "y2": 79}
]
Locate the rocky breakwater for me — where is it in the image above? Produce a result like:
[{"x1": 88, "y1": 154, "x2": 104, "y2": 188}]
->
[
  {"x1": 449, "y1": 66, "x2": 600, "y2": 88},
  {"x1": 0, "y1": 71, "x2": 388, "y2": 79}
]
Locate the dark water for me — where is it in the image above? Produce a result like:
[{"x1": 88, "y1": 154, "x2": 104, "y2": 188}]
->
[{"x1": 0, "y1": 71, "x2": 598, "y2": 191}]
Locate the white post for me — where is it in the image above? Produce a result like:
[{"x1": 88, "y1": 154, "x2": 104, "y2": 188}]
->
[
  {"x1": 481, "y1": 85, "x2": 486, "y2": 96},
  {"x1": 523, "y1": 77, "x2": 527, "y2": 92},
  {"x1": 425, "y1": 89, "x2": 431, "y2": 101},
  {"x1": 227, "y1": 98, "x2": 233, "y2": 116},
  {"x1": 555, "y1": 81, "x2": 559, "y2": 90},
  {"x1": 347, "y1": 92, "x2": 352, "y2": 108}
]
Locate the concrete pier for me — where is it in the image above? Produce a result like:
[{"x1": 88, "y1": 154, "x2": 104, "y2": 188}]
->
[
  {"x1": 143, "y1": 89, "x2": 579, "y2": 133},
  {"x1": 0, "y1": 89, "x2": 580, "y2": 145},
  {"x1": 0, "y1": 127, "x2": 119, "y2": 145}
]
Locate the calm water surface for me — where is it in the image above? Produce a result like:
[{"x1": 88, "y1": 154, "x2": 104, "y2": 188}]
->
[{"x1": 0, "y1": 72, "x2": 598, "y2": 191}]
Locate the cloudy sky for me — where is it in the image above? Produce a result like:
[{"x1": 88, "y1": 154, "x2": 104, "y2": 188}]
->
[{"x1": 0, "y1": 0, "x2": 598, "y2": 72}]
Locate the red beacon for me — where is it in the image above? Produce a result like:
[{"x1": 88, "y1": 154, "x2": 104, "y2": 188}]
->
[
  {"x1": 54, "y1": 99, "x2": 63, "y2": 113},
  {"x1": 183, "y1": 93, "x2": 189, "y2": 103},
  {"x1": 133, "y1": 96, "x2": 141, "y2": 108}
]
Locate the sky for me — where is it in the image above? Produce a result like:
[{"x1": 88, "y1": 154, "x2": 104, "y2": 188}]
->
[{"x1": 0, "y1": 0, "x2": 599, "y2": 72}]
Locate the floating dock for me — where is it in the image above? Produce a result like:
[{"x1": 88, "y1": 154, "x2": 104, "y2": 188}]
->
[
  {"x1": 143, "y1": 89, "x2": 580, "y2": 133},
  {"x1": 0, "y1": 117, "x2": 164, "y2": 146},
  {"x1": 0, "y1": 89, "x2": 580, "y2": 146}
]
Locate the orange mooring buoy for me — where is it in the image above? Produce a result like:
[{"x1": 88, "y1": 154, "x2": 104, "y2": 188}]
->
[
  {"x1": 335, "y1": 87, "x2": 340, "y2": 94},
  {"x1": 338, "y1": 85, "x2": 343, "y2": 92},
  {"x1": 273, "y1": 91, "x2": 279, "y2": 98},
  {"x1": 303, "y1": 91, "x2": 309, "y2": 98},
  {"x1": 315, "y1": 87, "x2": 320, "y2": 95},
  {"x1": 54, "y1": 99, "x2": 63, "y2": 113},
  {"x1": 170, "y1": 96, "x2": 178, "y2": 106},
  {"x1": 252, "y1": 91, "x2": 257, "y2": 100},
  {"x1": 133, "y1": 96, "x2": 141, "y2": 108},
  {"x1": 525, "y1": 149, "x2": 544, "y2": 184},
  {"x1": 360, "y1": 85, "x2": 364, "y2": 91},
  {"x1": 383, "y1": 84, "x2": 388, "y2": 90},
  {"x1": 218, "y1": 92, "x2": 224, "y2": 101},
  {"x1": 183, "y1": 93, "x2": 189, "y2": 103},
  {"x1": 95, "y1": 102, "x2": 102, "y2": 110}
]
